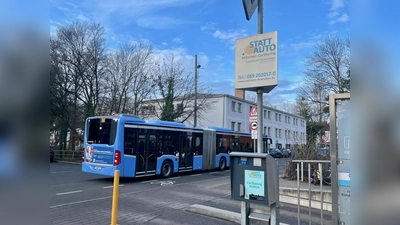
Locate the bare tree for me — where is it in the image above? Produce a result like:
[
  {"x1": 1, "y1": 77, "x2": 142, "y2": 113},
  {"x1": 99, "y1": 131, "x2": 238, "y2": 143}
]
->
[
  {"x1": 81, "y1": 23, "x2": 107, "y2": 118},
  {"x1": 151, "y1": 54, "x2": 214, "y2": 123},
  {"x1": 299, "y1": 34, "x2": 349, "y2": 122},
  {"x1": 51, "y1": 21, "x2": 107, "y2": 150},
  {"x1": 104, "y1": 42, "x2": 154, "y2": 115}
]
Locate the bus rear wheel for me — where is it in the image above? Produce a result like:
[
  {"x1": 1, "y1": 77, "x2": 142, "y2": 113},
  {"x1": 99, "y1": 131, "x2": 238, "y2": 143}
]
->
[
  {"x1": 219, "y1": 157, "x2": 226, "y2": 170},
  {"x1": 161, "y1": 161, "x2": 173, "y2": 178}
]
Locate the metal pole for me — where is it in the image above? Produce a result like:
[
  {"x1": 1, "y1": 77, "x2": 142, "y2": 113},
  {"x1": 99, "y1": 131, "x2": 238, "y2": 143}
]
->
[
  {"x1": 257, "y1": 90, "x2": 263, "y2": 153},
  {"x1": 256, "y1": 0, "x2": 264, "y2": 154},
  {"x1": 194, "y1": 55, "x2": 198, "y2": 127},
  {"x1": 241, "y1": 201, "x2": 249, "y2": 225},
  {"x1": 308, "y1": 163, "x2": 311, "y2": 225},
  {"x1": 270, "y1": 158, "x2": 279, "y2": 225},
  {"x1": 258, "y1": 0, "x2": 263, "y2": 34},
  {"x1": 110, "y1": 170, "x2": 120, "y2": 225},
  {"x1": 297, "y1": 163, "x2": 300, "y2": 225},
  {"x1": 319, "y1": 163, "x2": 323, "y2": 225}
]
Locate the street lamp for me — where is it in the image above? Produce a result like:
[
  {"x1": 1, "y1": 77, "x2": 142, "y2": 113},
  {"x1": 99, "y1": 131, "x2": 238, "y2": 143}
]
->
[{"x1": 194, "y1": 55, "x2": 201, "y2": 127}]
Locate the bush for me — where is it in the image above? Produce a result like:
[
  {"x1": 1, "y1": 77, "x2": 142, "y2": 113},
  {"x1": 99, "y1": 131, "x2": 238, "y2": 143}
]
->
[{"x1": 282, "y1": 148, "x2": 329, "y2": 180}]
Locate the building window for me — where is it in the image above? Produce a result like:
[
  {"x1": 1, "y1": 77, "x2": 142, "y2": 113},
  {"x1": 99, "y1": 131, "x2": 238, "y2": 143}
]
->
[
  {"x1": 275, "y1": 113, "x2": 278, "y2": 121},
  {"x1": 279, "y1": 114, "x2": 281, "y2": 122},
  {"x1": 264, "y1": 110, "x2": 267, "y2": 118},
  {"x1": 275, "y1": 128, "x2": 278, "y2": 138},
  {"x1": 285, "y1": 130, "x2": 288, "y2": 138},
  {"x1": 231, "y1": 101, "x2": 236, "y2": 111},
  {"x1": 293, "y1": 118, "x2": 295, "y2": 124},
  {"x1": 279, "y1": 129, "x2": 282, "y2": 138},
  {"x1": 285, "y1": 116, "x2": 287, "y2": 123},
  {"x1": 231, "y1": 122, "x2": 236, "y2": 130},
  {"x1": 238, "y1": 103, "x2": 242, "y2": 113},
  {"x1": 268, "y1": 127, "x2": 271, "y2": 136},
  {"x1": 288, "y1": 116, "x2": 290, "y2": 124},
  {"x1": 237, "y1": 122, "x2": 241, "y2": 132},
  {"x1": 268, "y1": 111, "x2": 271, "y2": 119},
  {"x1": 142, "y1": 105, "x2": 155, "y2": 115},
  {"x1": 263, "y1": 126, "x2": 266, "y2": 134}
]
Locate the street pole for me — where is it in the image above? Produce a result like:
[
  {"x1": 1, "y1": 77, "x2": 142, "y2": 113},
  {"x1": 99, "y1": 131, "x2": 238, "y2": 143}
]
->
[
  {"x1": 256, "y1": 0, "x2": 263, "y2": 154},
  {"x1": 257, "y1": 1, "x2": 279, "y2": 224},
  {"x1": 194, "y1": 55, "x2": 198, "y2": 127}
]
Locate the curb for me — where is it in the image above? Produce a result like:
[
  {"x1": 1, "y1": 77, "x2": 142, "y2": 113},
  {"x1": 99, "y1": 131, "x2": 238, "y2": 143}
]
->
[
  {"x1": 186, "y1": 204, "x2": 240, "y2": 224},
  {"x1": 53, "y1": 160, "x2": 82, "y2": 165},
  {"x1": 186, "y1": 204, "x2": 290, "y2": 225}
]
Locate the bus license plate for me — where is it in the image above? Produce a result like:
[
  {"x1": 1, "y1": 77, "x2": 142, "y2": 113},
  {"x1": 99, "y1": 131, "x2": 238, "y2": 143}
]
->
[{"x1": 94, "y1": 166, "x2": 102, "y2": 171}]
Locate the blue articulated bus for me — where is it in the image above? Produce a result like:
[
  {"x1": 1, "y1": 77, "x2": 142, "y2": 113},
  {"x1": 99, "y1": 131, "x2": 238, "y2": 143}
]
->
[{"x1": 82, "y1": 114, "x2": 271, "y2": 178}]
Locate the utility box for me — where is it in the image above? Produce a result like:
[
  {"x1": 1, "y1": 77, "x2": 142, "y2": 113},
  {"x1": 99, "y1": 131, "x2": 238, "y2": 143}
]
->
[{"x1": 230, "y1": 152, "x2": 278, "y2": 205}]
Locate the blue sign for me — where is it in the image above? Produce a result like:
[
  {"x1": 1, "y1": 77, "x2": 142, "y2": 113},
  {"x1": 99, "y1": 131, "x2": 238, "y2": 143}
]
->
[
  {"x1": 245, "y1": 170, "x2": 265, "y2": 201},
  {"x1": 238, "y1": 157, "x2": 249, "y2": 165}
]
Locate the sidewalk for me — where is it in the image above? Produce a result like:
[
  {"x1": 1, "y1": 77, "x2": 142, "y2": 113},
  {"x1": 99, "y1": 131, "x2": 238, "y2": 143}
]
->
[{"x1": 186, "y1": 177, "x2": 332, "y2": 224}]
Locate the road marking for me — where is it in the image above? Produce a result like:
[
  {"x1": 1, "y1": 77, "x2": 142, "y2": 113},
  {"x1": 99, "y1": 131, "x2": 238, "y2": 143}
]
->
[
  {"x1": 150, "y1": 180, "x2": 176, "y2": 185},
  {"x1": 191, "y1": 174, "x2": 202, "y2": 177},
  {"x1": 56, "y1": 190, "x2": 83, "y2": 196},
  {"x1": 209, "y1": 172, "x2": 220, "y2": 174},
  {"x1": 168, "y1": 177, "x2": 181, "y2": 179},
  {"x1": 51, "y1": 171, "x2": 73, "y2": 174},
  {"x1": 141, "y1": 180, "x2": 158, "y2": 184},
  {"x1": 51, "y1": 196, "x2": 111, "y2": 208},
  {"x1": 103, "y1": 184, "x2": 124, "y2": 189},
  {"x1": 50, "y1": 176, "x2": 230, "y2": 209}
]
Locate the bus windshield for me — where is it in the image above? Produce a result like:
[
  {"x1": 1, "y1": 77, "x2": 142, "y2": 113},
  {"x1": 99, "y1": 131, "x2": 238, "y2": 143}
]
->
[{"x1": 86, "y1": 118, "x2": 117, "y2": 145}]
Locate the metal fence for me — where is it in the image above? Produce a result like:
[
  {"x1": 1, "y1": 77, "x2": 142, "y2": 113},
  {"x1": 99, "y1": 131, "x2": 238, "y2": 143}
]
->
[
  {"x1": 53, "y1": 149, "x2": 82, "y2": 162},
  {"x1": 292, "y1": 160, "x2": 331, "y2": 225}
]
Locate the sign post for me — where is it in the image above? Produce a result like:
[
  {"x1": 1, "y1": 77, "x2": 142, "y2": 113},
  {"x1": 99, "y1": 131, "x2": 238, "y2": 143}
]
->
[
  {"x1": 250, "y1": 105, "x2": 258, "y2": 152},
  {"x1": 238, "y1": 1, "x2": 279, "y2": 224}
]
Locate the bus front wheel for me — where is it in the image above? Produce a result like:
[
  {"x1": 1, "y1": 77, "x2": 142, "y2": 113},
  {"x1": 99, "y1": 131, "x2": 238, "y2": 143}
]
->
[
  {"x1": 161, "y1": 161, "x2": 173, "y2": 178},
  {"x1": 219, "y1": 157, "x2": 226, "y2": 170}
]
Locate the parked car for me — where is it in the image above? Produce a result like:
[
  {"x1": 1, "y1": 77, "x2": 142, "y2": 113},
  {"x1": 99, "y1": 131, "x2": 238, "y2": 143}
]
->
[
  {"x1": 268, "y1": 148, "x2": 282, "y2": 158},
  {"x1": 50, "y1": 147, "x2": 55, "y2": 162},
  {"x1": 281, "y1": 149, "x2": 292, "y2": 158}
]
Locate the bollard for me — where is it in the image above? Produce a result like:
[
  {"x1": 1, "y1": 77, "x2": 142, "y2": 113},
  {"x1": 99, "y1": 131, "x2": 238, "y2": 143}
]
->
[{"x1": 110, "y1": 170, "x2": 120, "y2": 225}]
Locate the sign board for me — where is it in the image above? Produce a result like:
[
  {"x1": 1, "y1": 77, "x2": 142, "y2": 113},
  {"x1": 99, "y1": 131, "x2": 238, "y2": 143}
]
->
[
  {"x1": 242, "y1": 0, "x2": 258, "y2": 20},
  {"x1": 235, "y1": 31, "x2": 278, "y2": 93},
  {"x1": 250, "y1": 105, "x2": 258, "y2": 117},
  {"x1": 250, "y1": 121, "x2": 258, "y2": 130},
  {"x1": 249, "y1": 105, "x2": 258, "y2": 123},
  {"x1": 251, "y1": 130, "x2": 257, "y2": 139}
]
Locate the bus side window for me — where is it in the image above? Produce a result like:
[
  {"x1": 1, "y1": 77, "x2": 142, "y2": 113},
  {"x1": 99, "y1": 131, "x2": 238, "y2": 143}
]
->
[
  {"x1": 195, "y1": 136, "x2": 202, "y2": 155},
  {"x1": 124, "y1": 128, "x2": 136, "y2": 155}
]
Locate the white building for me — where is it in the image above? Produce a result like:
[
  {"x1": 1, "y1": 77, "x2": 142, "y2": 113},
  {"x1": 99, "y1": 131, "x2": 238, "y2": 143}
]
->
[{"x1": 144, "y1": 94, "x2": 306, "y2": 150}]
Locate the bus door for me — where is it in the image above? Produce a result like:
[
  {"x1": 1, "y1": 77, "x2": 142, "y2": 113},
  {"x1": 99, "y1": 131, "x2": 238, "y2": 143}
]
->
[
  {"x1": 179, "y1": 135, "x2": 193, "y2": 169},
  {"x1": 136, "y1": 134, "x2": 157, "y2": 175}
]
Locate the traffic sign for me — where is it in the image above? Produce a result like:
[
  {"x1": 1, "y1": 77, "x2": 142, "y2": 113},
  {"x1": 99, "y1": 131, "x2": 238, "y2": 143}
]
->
[
  {"x1": 251, "y1": 130, "x2": 257, "y2": 139},
  {"x1": 250, "y1": 105, "x2": 258, "y2": 117},
  {"x1": 242, "y1": 0, "x2": 258, "y2": 20},
  {"x1": 250, "y1": 121, "x2": 258, "y2": 130}
]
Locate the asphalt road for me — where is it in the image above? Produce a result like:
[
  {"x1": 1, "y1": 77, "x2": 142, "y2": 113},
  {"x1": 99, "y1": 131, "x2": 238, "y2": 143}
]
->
[{"x1": 50, "y1": 158, "x2": 331, "y2": 225}]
